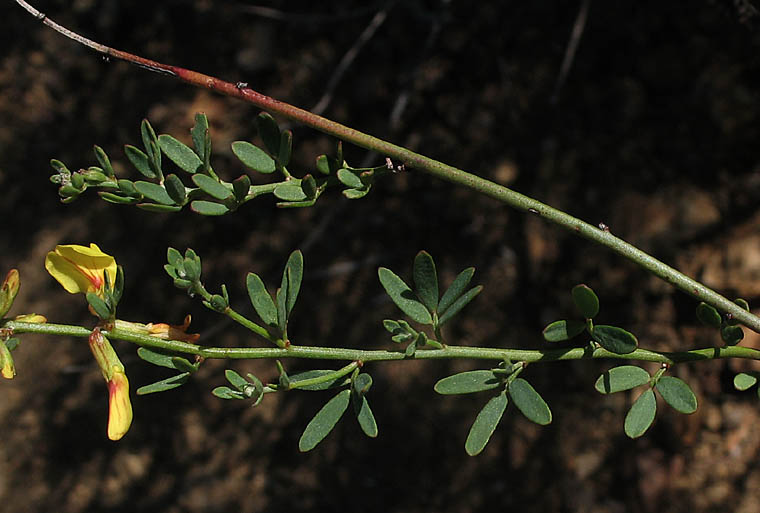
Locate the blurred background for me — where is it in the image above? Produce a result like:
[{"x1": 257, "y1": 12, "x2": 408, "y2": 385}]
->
[{"x1": 2, "y1": 1, "x2": 760, "y2": 511}]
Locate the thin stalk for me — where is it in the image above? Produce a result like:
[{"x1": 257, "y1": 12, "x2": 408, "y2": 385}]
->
[
  {"x1": 223, "y1": 307, "x2": 285, "y2": 348},
  {"x1": 7, "y1": 320, "x2": 760, "y2": 365},
  {"x1": 14, "y1": 0, "x2": 760, "y2": 332},
  {"x1": 286, "y1": 361, "x2": 359, "y2": 390}
]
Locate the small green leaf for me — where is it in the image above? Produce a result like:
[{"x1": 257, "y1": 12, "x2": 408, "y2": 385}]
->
[
  {"x1": 256, "y1": 112, "x2": 281, "y2": 156},
  {"x1": 277, "y1": 360, "x2": 290, "y2": 389},
  {"x1": 134, "y1": 181, "x2": 175, "y2": 205},
  {"x1": 572, "y1": 284, "x2": 599, "y2": 319},
  {"x1": 721, "y1": 324, "x2": 744, "y2": 345},
  {"x1": 86, "y1": 292, "x2": 111, "y2": 319},
  {"x1": 278, "y1": 130, "x2": 293, "y2": 167},
  {"x1": 141, "y1": 119, "x2": 159, "y2": 160},
  {"x1": 404, "y1": 338, "x2": 418, "y2": 357},
  {"x1": 276, "y1": 286, "x2": 287, "y2": 333},
  {"x1": 93, "y1": 145, "x2": 114, "y2": 177},
  {"x1": 170, "y1": 357, "x2": 197, "y2": 374},
  {"x1": 316, "y1": 154, "x2": 331, "y2": 175},
  {"x1": 438, "y1": 286, "x2": 483, "y2": 326},
  {"x1": 137, "y1": 347, "x2": 179, "y2": 369},
  {"x1": 343, "y1": 187, "x2": 370, "y2": 199},
  {"x1": 354, "y1": 396, "x2": 378, "y2": 438},
  {"x1": 696, "y1": 302, "x2": 722, "y2": 328},
  {"x1": 246, "y1": 272, "x2": 278, "y2": 326},
  {"x1": 225, "y1": 369, "x2": 250, "y2": 392},
  {"x1": 136, "y1": 203, "x2": 183, "y2": 213},
  {"x1": 386, "y1": 319, "x2": 417, "y2": 343},
  {"x1": 137, "y1": 372, "x2": 190, "y2": 395},
  {"x1": 625, "y1": 388, "x2": 657, "y2": 438},
  {"x1": 434, "y1": 370, "x2": 501, "y2": 395},
  {"x1": 378, "y1": 267, "x2": 433, "y2": 324},
  {"x1": 232, "y1": 141, "x2": 276, "y2": 174},
  {"x1": 299, "y1": 389, "x2": 351, "y2": 452},
  {"x1": 284, "y1": 250, "x2": 304, "y2": 317},
  {"x1": 167, "y1": 247, "x2": 183, "y2": 267},
  {"x1": 4, "y1": 338, "x2": 19, "y2": 351},
  {"x1": 98, "y1": 192, "x2": 138, "y2": 205},
  {"x1": 232, "y1": 174, "x2": 251, "y2": 202},
  {"x1": 352, "y1": 373, "x2": 373, "y2": 396},
  {"x1": 190, "y1": 200, "x2": 230, "y2": 216},
  {"x1": 337, "y1": 168, "x2": 363, "y2": 189},
  {"x1": 159, "y1": 134, "x2": 203, "y2": 174},
  {"x1": 191, "y1": 113, "x2": 209, "y2": 162},
  {"x1": 655, "y1": 376, "x2": 697, "y2": 414},
  {"x1": 274, "y1": 183, "x2": 307, "y2": 201},
  {"x1": 465, "y1": 392, "x2": 508, "y2": 456},
  {"x1": 212, "y1": 386, "x2": 246, "y2": 400},
  {"x1": 125, "y1": 145, "x2": 156, "y2": 179},
  {"x1": 413, "y1": 251, "x2": 438, "y2": 313},
  {"x1": 734, "y1": 372, "x2": 758, "y2": 391},
  {"x1": 192, "y1": 173, "x2": 232, "y2": 200},
  {"x1": 301, "y1": 174, "x2": 317, "y2": 200},
  {"x1": 289, "y1": 370, "x2": 351, "y2": 391},
  {"x1": 542, "y1": 319, "x2": 587, "y2": 342},
  {"x1": 164, "y1": 174, "x2": 187, "y2": 204},
  {"x1": 591, "y1": 325, "x2": 638, "y2": 354},
  {"x1": 438, "y1": 268, "x2": 475, "y2": 315},
  {"x1": 383, "y1": 319, "x2": 401, "y2": 333},
  {"x1": 508, "y1": 378, "x2": 552, "y2": 425},
  {"x1": 595, "y1": 365, "x2": 651, "y2": 394},
  {"x1": 117, "y1": 179, "x2": 139, "y2": 197}
]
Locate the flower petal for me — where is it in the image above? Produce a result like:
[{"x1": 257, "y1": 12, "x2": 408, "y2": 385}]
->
[
  {"x1": 44, "y1": 243, "x2": 116, "y2": 295},
  {"x1": 107, "y1": 370, "x2": 133, "y2": 440}
]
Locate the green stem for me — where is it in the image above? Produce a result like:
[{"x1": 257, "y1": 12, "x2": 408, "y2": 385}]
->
[
  {"x1": 14, "y1": 0, "x2": 760, "y2": 332},
  {"x1": 7, "y1": 320, "x2": 760, "y2": 365},
  {"x1": 223, "y1": 308, "x2": 283, "y2": 347}
]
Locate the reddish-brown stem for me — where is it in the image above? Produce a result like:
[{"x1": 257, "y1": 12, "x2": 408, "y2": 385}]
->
[{"x1": 14, "y1": 0, "x2": 760, "y2": 334}]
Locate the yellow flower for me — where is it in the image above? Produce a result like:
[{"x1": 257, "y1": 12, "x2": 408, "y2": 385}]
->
[
  {"x1": 13, "y1": 313, "x2": 47, "y2": 323},
  {"x1": 0, "y1": 269, "x2": 20, "y2": 318},
  {"x1": 107, "y1": 369, "x2": 133, "y2": 441},
  {"x1": 89, "y1": 328, "x2": 133, "y2": 440},
  {"x1": 0, "y1": 341, "x2": 15, "y2": 379},
  {"x1": 45, "y1": 244, "x2": 117, "y2": 297}
]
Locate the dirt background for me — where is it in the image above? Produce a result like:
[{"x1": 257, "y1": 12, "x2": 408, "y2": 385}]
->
[{"x1": 3, "y1": 1, "x2": 760, "y2": 512}]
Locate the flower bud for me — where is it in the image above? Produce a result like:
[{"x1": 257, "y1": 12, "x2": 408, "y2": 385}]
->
[
  {"x1": 89, "y1": 328, "x2": 132, "y2": 440},
  {"x1": 0, "y1": 341, "x2": 15, "y2": 379},
  {"x1": 13, "y1": 313, "x2": 47, "y2": 323},
  {"x1": 107, "y1": 369, "x2": 132, "y2": 440},
  {"x1": 0, "y1": 269, "x2": 20, "y2": 318}
]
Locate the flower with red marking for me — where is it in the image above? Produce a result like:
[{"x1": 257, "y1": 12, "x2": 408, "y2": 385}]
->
[
  {"x1": 89, "y1": 327, "x2": 132, "y2": 440},
  {"x1": 44, "y1": 243, "x2": 116, "y2": 297}
]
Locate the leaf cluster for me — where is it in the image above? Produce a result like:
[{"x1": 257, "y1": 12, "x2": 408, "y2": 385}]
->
[
  {"x1": 49, "y1": 113, "x2": 392, "y2": 215},
  {"x1": 379, "y1": 251, "x2": 482, "y2": 354},
  {"x1": 543, "y1": 284, "x2": 639, "y2": 354},
  {"x1": 434, "y1": 362, "x2": 551, "y2": 455}
]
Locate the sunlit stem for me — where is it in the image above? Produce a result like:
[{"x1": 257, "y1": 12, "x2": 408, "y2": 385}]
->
[{"x1": 7, "y1": 320, "x2": 760, "y2": 365}]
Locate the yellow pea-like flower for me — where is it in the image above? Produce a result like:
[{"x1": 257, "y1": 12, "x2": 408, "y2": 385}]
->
[
  {"x1": 106, "y1": 369, "x2": 133, "y2": 441},
  {"x1": 89, "y1": 328, "x2": 132, "y2": 441},
  {"x1": 45, "y1": 243, "x2": 117, "y2": 297}
]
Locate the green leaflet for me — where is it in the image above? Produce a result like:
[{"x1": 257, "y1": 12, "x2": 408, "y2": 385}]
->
[
  {"x1": 299, "y1": 389, "x2": 351, "y2": 452},
  {"x1": 465, "y1": 392, "x2": 508, "y2": 456},
  {"x1": 625, "y1": 388, "x2": 656, "y2": 438}
]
